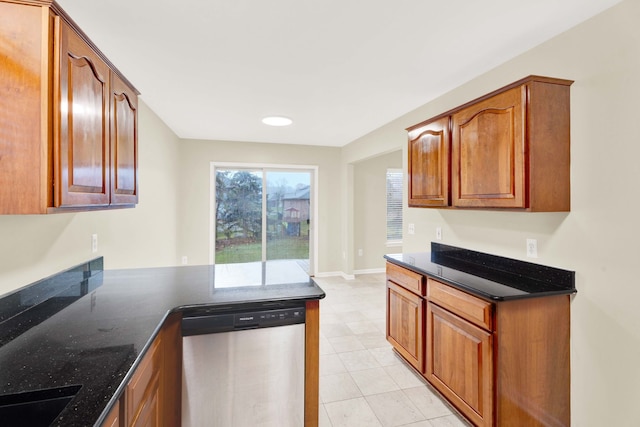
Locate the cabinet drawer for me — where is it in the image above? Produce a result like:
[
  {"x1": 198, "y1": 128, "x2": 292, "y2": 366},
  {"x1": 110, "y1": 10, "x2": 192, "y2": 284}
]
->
[
  {"x1": 126, "y1": 335, "x2": 162, "y2": 422},
  {"x1": 427, "y1": 279, "x2": 493, "y2": 331},
  {"x1": 386, "y1": 262, "x2": 425, "y2": 296}
]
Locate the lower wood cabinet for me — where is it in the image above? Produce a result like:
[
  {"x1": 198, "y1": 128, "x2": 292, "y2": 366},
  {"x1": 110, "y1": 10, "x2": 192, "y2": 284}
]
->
[
  {"x1": 100, "y1": 312, "x2": 181, "y2": 427},
  {"x1": 426, "y1": 301, "x2": 493, "y2": 427},
  {"x1": 386, "y1": 262, "x2": 571, "y2": 427},
  {"x1": 386, "y1": 281, "x2": 424, "y2": 372},
  {"x1": 102, "y1": 399, "x2": 120, "y2": 427},
  {"x1": 126, "y1": 335, "x2": 162, "y2": 426}
]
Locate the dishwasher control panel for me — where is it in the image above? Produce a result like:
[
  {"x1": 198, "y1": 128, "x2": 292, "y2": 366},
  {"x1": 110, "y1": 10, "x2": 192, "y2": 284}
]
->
[{"x1": 182, "y1": 305, "x2": 306, "y2": 336}]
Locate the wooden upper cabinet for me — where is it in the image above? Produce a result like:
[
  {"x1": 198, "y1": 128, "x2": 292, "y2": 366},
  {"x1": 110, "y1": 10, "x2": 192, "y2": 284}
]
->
[
  {"x1": 56, "y1": 18, "x2": 111, "y2": 207},
  {"x1": 0, "y1": 0, "x2": 139, "y2": 214},
  {"x1": 110, "y1": 72, "x2": 139, "y2": 206},
  {"x1": 407, "y1": 116, "x2": 450, "y2": 207},
  {"x1": 452, "y1": 87, "x2": 525, "y2": 208},
  {"x1": 407, "y1": 76, "x2": 573, "y2": 211}
]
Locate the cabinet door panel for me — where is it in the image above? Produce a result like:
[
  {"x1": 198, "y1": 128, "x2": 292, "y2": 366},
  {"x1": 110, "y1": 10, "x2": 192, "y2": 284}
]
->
[
  {"x1": 427, "y1": 302, "x2": 492, "y2": 427},
  {"x1": 110, "y1": 72, "x2": 138, "y2": 205},
  {"x1": 408, "y1": 117, "x2": 450, "y2": 207},
  {"x1": 56, "y1": 18, "x2": 110, "y2": 207},
  {"x1": 452, "y1": 87, "x2": 524, "y2": 208},
  {"x1": 386, "y1": 281, "x2": 424, "y2": 371}
]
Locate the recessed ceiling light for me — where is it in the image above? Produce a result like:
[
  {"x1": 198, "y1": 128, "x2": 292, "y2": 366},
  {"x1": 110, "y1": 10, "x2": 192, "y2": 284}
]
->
[{"x1": 262, "y1": 116, "x2": 293, "y2": 126}]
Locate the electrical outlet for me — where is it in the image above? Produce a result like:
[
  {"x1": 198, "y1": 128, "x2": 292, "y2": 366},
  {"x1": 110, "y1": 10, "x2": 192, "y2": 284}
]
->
[
  {"x1": 526, "y1": 239, "x2": 538, "y2": 258},
  {"x1": 91, "y1": 234, "x2": 98, "y2": 253},
  {"x1": 357, "y1": 249, "x2": 363, "y2": 257},
  {"x1": 436, "y1": 227, "x2": 442, "y2": 240},
  {"x1": 408, "y1": 223, "x2": 415, "y2": 235},
  {"x1": 181, "y1": 256, "x2": 188, "y2": 265}
]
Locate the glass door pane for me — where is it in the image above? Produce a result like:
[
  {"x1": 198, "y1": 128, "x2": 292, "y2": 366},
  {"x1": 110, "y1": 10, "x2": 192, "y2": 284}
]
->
[
  {"x1": 265, "y1": 171, "x2": 311, "y2": 282},
  {"x1": 214, "y1": 169, "x2": 263, "y2": 264}
]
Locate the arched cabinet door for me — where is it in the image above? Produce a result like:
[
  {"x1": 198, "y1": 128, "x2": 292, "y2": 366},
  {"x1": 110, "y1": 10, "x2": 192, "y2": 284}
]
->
[
  {"x1": 407, "y1": 116, "x2": 450, "y2": 207},
  {"x1": 110, "y1": 72, "x2": 138, "y2": 206},
  {"x1": 55, "y1": 17, "x2": 110, "y2": 208},
  {"x1": 451, "y1": 86, "x2": 525, "y2": 209}
]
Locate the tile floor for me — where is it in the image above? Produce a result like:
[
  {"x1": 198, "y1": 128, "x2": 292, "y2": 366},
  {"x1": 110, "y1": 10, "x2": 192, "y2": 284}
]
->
[{"x1": 312, "y1": 273, "x2": 471, "y2": 427}]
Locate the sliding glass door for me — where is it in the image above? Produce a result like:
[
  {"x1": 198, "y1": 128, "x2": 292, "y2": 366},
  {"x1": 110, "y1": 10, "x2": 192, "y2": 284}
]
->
[{"x1": 213, "y1": 166, "x2": 312, "y2": 285}]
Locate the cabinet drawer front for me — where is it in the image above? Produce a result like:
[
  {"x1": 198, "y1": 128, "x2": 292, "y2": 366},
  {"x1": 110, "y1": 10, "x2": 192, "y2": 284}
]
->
[
  {"x1": 386, "y1": 262, "x2": 425, "y2": 296},
  {"x1": 126, "y1": 336, "x2": 162, "y2": 422},
  {"x1": 427, "y1": 279, "x2": 492, "y2": 330}
]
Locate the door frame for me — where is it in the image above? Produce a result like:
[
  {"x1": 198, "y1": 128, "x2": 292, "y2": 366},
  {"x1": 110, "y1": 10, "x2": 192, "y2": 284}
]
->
[{"x1": 209, "y1": 162, "x2": 319, "y2": 276}]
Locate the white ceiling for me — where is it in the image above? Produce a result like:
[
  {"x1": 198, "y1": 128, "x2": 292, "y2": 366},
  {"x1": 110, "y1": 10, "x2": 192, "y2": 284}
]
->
[{"x1": 57, "y1": 0, "x2": 621, "y2": 147}]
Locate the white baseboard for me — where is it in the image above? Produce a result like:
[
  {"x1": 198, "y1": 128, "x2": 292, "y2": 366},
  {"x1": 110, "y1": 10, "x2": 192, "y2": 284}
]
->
[{"x1": 353, "y1": 268, "x2": 385, "y2": 275}]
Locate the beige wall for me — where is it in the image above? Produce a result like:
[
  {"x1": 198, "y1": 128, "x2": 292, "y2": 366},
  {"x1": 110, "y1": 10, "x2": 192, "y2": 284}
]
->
[
  {"x1": 176, "y1": 139, "x2": 343, "y2": 274},
  {"x1": 344, "y1": 1, "x2": 640, "y2": 425},
  {"x1": 353, "y1": 150, "x2": 402, "y2": 272},
  {"x1": 0, "y1": 100, "x2": 181, "y2": 296}
]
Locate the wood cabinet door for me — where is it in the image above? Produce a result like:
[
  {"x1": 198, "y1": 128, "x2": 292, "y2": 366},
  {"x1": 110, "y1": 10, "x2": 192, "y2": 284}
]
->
[
  {"x1": 426, "y1": 302, "x2": 493, "y2": 427},
  {"x1": 110, "y1": 72, "x2": 138, "y2": 205},
  {"x1": 408, "y1": 116, "x2": 450, "y2": 207},
  {"x1": 451, "y1": 86, "x2": 525, "y2": 208},
  {"x1": 386, "y1": 280, "x2": 424, "y2": 372},
  {"x1": 101, "y1": 398, "x2": 121, "y2": 427},
  {"x1": 55, "y1": 18, "x2": 110, "y2": 208},
  {"x1": 130, "y1": 374, "x2": 160, "y2": 427}
]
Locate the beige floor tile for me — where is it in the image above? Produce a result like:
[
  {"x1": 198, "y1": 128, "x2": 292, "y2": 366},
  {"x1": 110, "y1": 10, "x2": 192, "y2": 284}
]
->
[
  {"x1": 335, "y1": 310, "x2": 370, "y2": 323},
  {"x1": 346, "y1": 319, "x2": 380, "y2": 335},
  {"x1": 338, "y1": 349, "x2": 381, "y2": 372},
  {"x1": 320, "y1": 353, "x2": 347, "y2": 376},
  {"x1": 320, "y1": 322, "x2": 353, "y2": 338},
  {"x1": 319, "y1": 404, "x2": 332, "y2": 427},
  {"x1": 427, "y1": 414, "x2": 472, "y2": 427},
  {"x1": 349, "y1": 366, "x2": 401, "y2": 396},
  {"x1": 327, "y1": 335, "x2": 366, "y2": 353},
  {"x1": 356, "y1": 332, "x2": 391, "y2": 349},
  {"x1": 365, "y1": 390, "x2": 426, "y2": 426},
  {"x1": 320, "y1": 372, "x2": 362, "y2": 403},
  {"x1": 384, "y1": 363, "x2": 427, "y2": 389},
  {"x1": 403, "y1": 386, "x2": 453, "y2": 419},
  {"x1": 324, "y1": 397, "x2": 383, "y2": 427},
  {"x1": 319, "y1": 335, "x2": 336, "y2": 355},
  {"x1": 368, "y1": 346, "x2": 403, "y2": 366}
]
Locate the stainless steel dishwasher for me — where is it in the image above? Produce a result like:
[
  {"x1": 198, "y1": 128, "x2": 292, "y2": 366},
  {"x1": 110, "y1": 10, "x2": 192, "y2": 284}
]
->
[{"x1": 181, "y1": 303, "x2": 306, "y2": 427}]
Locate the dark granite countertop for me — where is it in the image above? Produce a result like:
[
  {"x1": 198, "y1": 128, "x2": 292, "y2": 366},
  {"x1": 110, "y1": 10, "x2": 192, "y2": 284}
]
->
[
  {"x1": 0, "y1": 259, "x2": 325, "y2": 426},
  {"x1": 385, "y1": 243, "x2": 576, "y2": 301}
]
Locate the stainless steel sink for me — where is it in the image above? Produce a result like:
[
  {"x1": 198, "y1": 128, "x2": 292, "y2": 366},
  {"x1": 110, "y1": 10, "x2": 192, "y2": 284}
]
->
[{"x1": 0, "y1": 384, "x2": 82, "y2": 427}]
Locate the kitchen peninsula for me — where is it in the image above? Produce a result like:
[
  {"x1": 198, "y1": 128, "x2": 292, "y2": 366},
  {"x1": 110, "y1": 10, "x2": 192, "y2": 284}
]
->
[{"x1": 0, "y1": 259, "x2": 325, "y2": 426}]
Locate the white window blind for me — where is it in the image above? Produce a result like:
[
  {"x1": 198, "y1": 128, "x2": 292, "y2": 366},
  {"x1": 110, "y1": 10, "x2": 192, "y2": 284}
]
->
[{"x1": 386, "y1": 169, "x2": 403, "y2": 244}]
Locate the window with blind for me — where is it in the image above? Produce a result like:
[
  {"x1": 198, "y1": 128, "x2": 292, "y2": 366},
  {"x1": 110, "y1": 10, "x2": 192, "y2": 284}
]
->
[{"x1": 386, "y1": 169, "x2": 403, "y2": 244}]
